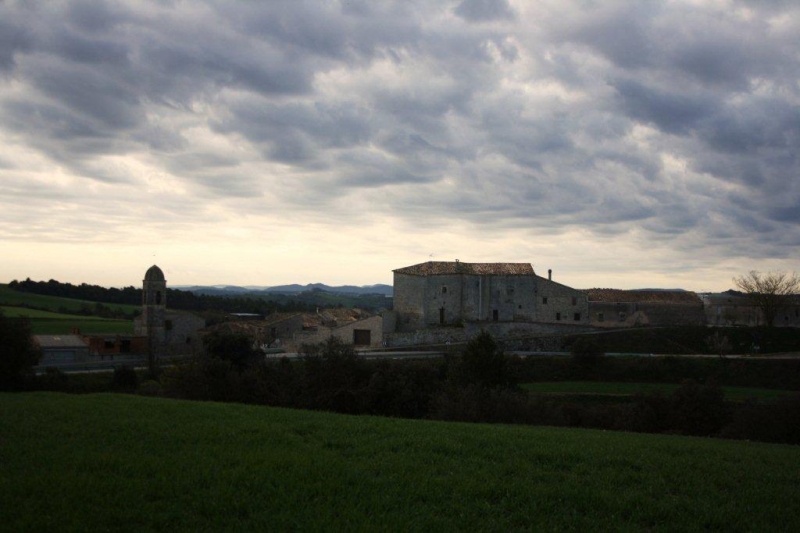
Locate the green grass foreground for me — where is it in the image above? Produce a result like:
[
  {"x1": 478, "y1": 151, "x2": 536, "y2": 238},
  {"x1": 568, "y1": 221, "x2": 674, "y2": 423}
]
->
[
  {"x1": 521, "y1": 381, "x2": 794, "y2": 401},
  {"x1": 1, "y1": 393, "x2": 799, "y2": 531}
]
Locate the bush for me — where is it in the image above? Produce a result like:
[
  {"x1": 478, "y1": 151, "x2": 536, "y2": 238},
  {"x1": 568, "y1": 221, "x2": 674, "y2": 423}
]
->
[
  {"x1": 456, "y1": 331, "x2": 513, "y2": 388},
  {"x1": 0, "y1": 313, "x2": 42, "y2": 390},
  {"x1": 570, "y1": 336, "x2": 605, "y2": 365},
  {"x1": 36, "y1": 367, "x2": 69, "y2": 392},
  {"x1": 668, "y1": 379, "x2": 728, "y2": 436},
  {"x1": 721, "y1": 394, "x2": 800, "y2": 444},
  {"x1": 203, "y1": 330, "x2": 260, "y2": 370},
  {"x1": 364, "y1": 360, "x2": 440, "y2": 418},
  {"x1": 301, "y1": 337, "x2": 371, "y2": 413},
  {"x1": 138, "y1": 380, "x2": 162, "y2": 396},
  {"x1": 111, "y1": 366, "x2": 139, "y2": 391}
]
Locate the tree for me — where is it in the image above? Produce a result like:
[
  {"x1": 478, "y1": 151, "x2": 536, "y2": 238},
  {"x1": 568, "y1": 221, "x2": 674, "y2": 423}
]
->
[
  {"x1": 0, "y1": 312, "x2": 42, "y2": 389},
  {"x1": 458, "y1": 331, "x2": 513, "y2": 388},
  {"x1": 203, "y1": 330, "x2": 259, "y2": 370},
  {"x1": 733, "y1": 270, "x2": 800, "y2": 326}
]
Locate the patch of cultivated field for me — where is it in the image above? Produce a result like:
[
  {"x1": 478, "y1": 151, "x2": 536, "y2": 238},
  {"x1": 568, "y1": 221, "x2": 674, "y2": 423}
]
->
[
  {"x1": 521, "y1": 381, "x2": 795, "y2": 400},
  {"x1": 0, "y1": 285, "x2": 140, "y2": 315},
  {"x1": 1, "y1": 393, "x2": 799, "y2": 531}
]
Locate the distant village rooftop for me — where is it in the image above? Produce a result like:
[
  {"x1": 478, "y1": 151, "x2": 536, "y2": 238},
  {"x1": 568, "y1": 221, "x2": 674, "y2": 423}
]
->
[{"x1": 394, "y1": 261, "x2": 535, "y2": 276}]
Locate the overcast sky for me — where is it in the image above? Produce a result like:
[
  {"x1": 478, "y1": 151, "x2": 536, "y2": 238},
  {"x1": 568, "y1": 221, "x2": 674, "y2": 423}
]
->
[{"x1": 1, "y1": 0, "x2": 798, "y2": 291}]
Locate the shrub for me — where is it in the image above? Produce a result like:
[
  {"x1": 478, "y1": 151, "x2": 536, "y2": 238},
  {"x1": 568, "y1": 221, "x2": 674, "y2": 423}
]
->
[
  {"x1": 111, "y1": 366, "x2": 139, "y2": 391},
  {"x1": 36, "y1": 367, "x2": 69, "y2": 392},
  {"x1": 0, "y1": 313, "x2": 42, "y2": 390},
  {"x1": 668, "y1": 379, "x2": 728, "y2": 436},
  {"x1": 570, "y1": 336, "x2": 605, "y2": 365},
  {"x1": 456, "y1": 331, "x2": 513, "y2": 388},
  {"x1": 138, "y1": 380, "x2": 163, "y2": 396},
  {"x1": 364, "y1": 360, "x2": 440, "y2": 418},
  {"x1": 301, "y1": 337, "x2": 371, "y2": 413},
  {"x1": 721, "y1": 394, "x2": 800, "y2": 444},
  {"x1": 203, "y1": 330, "x2": 260, "y2": 370}
]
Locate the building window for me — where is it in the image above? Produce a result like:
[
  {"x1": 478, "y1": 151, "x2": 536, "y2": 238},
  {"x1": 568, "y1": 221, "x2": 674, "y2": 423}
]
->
[
  {"x1": 104, "y1": 340, "x2": 114, "y2": 349},
  {"x1": 598, "y1": 312, "x2": 604, "y2": 322},
  {"x1": 185, "y1": 336, "x2": 192, "y2": 344},
  {"x1": 542, "y1": 297, "x2": 548, "y2": 305},
  {"x1": 165, "y1": 320, "x2": 173, "y2": 331},
  {"x1": 518, "y1": 304, "x2": 523, "y2": 309},
  {"x1": 442, "y1": 286, "x2": 447, "y2": 294},
  {"x1": 556, "y1": 312, "x2": 561, "y2": 321},
  {"x1": 619, "y1": 312, "x2": 626, "y2": 321},
  {"x1": 574, "y1": 313, "x2": 581, "y2": 321},
  {"x1": 571, "y1": 297, "x2": 577, "y2": 306},
  {"x1": 156, "y1": 291, "x2": 162, "y2": 305},
  {"x1": 493, "y1": 310, "x2": 499, "y2": 322}
]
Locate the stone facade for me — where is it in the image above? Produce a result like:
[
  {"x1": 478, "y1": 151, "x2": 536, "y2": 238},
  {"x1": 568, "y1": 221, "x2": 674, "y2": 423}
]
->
[
  {"x1": 133, "y1": 265, "x2": 205, "y2": 356},
  {"x1": 701, "y1": 292, "x2": 800, "y2": 327},
  {"x1": 290, "y1": 315, "x2": 383, "y2": 350},
  {"x1": 392, "y1": 261, "x2": 589, "y2": 332},
  {"x1": 586, "y1": 289, "x2": 706, "y2": 328}
]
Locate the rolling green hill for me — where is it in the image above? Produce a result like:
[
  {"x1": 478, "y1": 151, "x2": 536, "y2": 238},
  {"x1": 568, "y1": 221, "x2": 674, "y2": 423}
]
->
[
  {"x1": 0, "y1": 286, "x2": 137, "y2": 334},
  {"x1": 0, "y1": 284, "x2": 140, "y2": 316},
  {"x1": 1, "y1": 392, "x2": 798, "y2": 531}
]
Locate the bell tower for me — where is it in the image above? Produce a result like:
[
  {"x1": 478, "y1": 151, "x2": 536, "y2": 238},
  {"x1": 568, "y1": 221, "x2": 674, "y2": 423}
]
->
[{"x1": 142, "y1": 265, "x2": 167, "y2": 348}]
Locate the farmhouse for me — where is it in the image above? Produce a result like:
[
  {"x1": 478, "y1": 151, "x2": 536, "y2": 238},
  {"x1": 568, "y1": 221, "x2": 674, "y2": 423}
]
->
[{"x1": 392, "y1": 260, "x2": 589, "y2": 333}]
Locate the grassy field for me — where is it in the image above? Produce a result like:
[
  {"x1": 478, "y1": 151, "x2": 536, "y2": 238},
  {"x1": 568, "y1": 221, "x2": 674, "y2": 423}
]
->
[
  {"x1": 0, "y1": 284, "x2": 140, "y2": 316},
  {"x1": 26, "y1": 318, "x2": 134, "y2": 335},
  {"x1": 1, "y1": 305, "x2": 134, "y2": 335},
  {"x1": 1, "y1": 393, "x2": 799, "y2": 531},
  {"x1": 521, "y1": 381, "x2": 795, "y2": 401}
]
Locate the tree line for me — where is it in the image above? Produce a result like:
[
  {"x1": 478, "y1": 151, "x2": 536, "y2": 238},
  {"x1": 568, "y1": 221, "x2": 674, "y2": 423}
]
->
[{"x1": 8, "y1": 278, "x2": 316, "y2": 316}]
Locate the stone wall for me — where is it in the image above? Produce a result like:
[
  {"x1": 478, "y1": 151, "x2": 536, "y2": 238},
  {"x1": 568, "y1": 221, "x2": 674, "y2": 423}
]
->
[
  {"x1": 589, "y1": 302, "x2": 706, "y2": 327},
  {"x1": 290, "y1": 315, "x2": 383, "y2": 350},
  {"x1": 393, "y1": 273, "x2": 427, "y2": 332},
  {"x1": 536, "y1": 277, "x2": 590, "y2": 325}
]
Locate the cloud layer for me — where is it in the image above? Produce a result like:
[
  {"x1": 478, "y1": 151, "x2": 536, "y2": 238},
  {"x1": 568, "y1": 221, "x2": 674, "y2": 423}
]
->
[{"x1": 1, "y1": 0, "x2": 798, "y2": 289}]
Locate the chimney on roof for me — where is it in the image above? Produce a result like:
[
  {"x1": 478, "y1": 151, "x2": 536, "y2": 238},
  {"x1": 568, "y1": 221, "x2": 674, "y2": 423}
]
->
[{"x1": 548, "y1": 269, "x2": 552, "y2": 281}]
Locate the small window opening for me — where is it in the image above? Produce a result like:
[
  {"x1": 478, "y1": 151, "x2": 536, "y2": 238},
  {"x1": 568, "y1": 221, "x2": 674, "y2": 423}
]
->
[
  {"x1": 598, "y1": 312, "x2": 604, "y2": 322},
  {"x1": 556, "y1": 312, "x2": 561, "y2": 321},
  {"x1": 493, "y1": 310, "x2": 499, "y2": 322},
  {"x1": 542, "y1": 297, "x2": 548, "y2": 305},
  {"x1": 442, "y1": 286, "x2": 447, "y2": 294},
  {"x1": 571, "y1": 297, "x2": 577, "y2": 306},
  {"x1": 156, "y1": 291, "x2": 162, "y2": 305},
  {"x1": 574, "y1": 313, "x2": 581, "y2": 321},
  {"x1": 165, "y1": 320, "x2": 173, "y2": 331}
]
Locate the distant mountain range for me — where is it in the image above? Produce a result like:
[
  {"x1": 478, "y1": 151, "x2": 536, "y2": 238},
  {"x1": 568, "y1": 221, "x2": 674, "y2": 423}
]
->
[{"x1": 173, "y1": 283, "x2": 393, "y2": 297}]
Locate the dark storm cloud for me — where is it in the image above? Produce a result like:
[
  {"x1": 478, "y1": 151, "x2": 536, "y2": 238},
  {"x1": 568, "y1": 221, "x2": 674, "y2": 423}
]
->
[
  {"x1": 0, "y1": 0, "x2": 798, "y2": 269},
  {"x1": 612, "y1": 80, "x2": 718, "y2": 135}
]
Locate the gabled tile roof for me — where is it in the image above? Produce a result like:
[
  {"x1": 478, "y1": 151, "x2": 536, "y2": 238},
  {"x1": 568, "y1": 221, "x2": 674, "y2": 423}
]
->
[
  {"x1": 584, "y1": 288, "x2": 702, "y2": 304},
  {"x1": 394, "y1": 261, "x2": 535, "y2": 276}
]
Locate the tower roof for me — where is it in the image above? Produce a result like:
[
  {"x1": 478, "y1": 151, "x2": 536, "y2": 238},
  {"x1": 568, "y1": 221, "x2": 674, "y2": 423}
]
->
[{"x1": 144, "y1": 265, "x2": 165, "y2": 282}]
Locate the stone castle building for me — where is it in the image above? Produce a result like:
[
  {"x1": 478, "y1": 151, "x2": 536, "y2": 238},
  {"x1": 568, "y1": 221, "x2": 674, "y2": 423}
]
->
[
  {"x1": 392, "y1": 261, "x2": 589, "y2": 332},
  {"x1": 133, "y1": 265, "x2": 205, "y2": 355}
]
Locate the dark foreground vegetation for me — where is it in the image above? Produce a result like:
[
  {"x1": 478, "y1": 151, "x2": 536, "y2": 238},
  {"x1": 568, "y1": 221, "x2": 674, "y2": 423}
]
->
[
  {"x1": 17, "y1": 331, "x2": 800, "y2": 446},
  {"x1": 2, "y1": 392, "x2": 799, "y2": 531}
]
